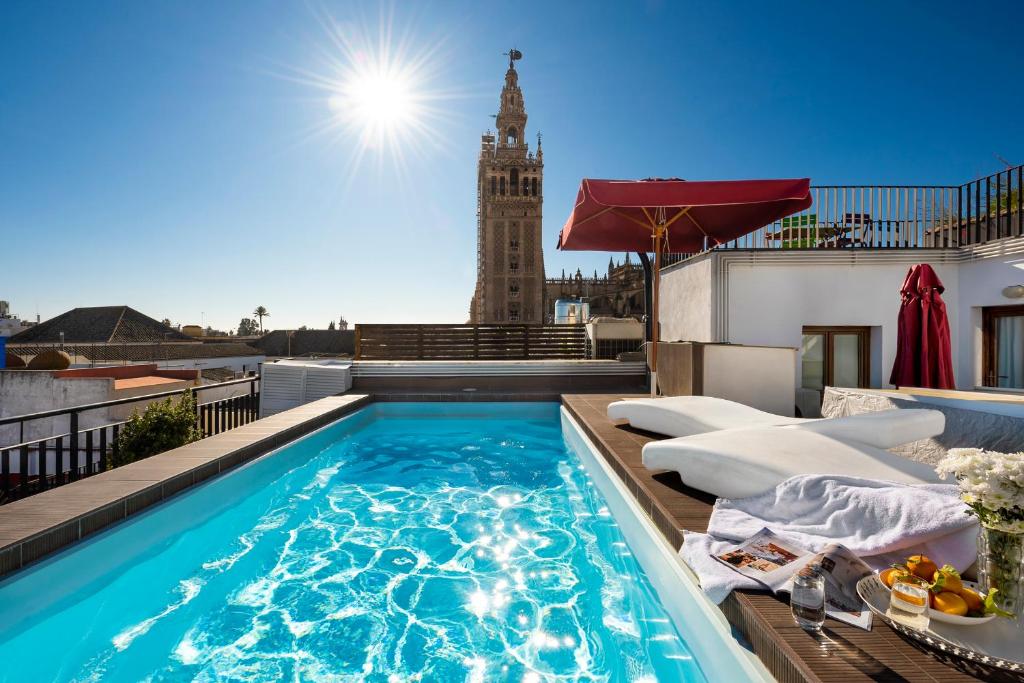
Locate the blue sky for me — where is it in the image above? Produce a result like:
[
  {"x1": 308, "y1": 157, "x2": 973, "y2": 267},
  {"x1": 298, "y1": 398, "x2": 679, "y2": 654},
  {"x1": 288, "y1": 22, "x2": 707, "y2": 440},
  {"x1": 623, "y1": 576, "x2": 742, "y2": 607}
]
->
[{"x1": 3, "y1": 1, "x2": 1022, "y2": 331}]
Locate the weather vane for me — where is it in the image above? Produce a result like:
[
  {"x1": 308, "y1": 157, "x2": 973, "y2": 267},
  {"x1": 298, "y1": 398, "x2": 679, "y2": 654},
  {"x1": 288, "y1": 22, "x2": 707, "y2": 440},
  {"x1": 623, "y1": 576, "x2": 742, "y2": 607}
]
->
[{"x1": 505, "y1": 48, "x2": 522, "y2": 69}]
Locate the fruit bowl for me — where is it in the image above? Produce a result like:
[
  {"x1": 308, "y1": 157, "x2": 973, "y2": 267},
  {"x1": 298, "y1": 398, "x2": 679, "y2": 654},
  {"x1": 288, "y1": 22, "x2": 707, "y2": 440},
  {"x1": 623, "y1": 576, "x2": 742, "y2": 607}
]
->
[{"x1": 863, "y1": 573, "x2": 996, "y2": 625}]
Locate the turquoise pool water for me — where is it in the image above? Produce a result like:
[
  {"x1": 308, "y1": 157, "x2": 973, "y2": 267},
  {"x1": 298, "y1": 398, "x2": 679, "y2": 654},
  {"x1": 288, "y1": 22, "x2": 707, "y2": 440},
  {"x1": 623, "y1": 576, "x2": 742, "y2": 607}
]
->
[{"x1": 0, "y1": 403, "x2": 707, "y2": 682}]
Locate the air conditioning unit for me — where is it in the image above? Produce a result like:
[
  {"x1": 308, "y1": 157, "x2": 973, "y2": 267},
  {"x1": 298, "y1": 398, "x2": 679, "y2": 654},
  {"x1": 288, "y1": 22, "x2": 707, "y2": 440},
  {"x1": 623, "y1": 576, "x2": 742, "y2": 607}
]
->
[{"x1": 259, "y1": 359, "x2": 353, "y2": 417}]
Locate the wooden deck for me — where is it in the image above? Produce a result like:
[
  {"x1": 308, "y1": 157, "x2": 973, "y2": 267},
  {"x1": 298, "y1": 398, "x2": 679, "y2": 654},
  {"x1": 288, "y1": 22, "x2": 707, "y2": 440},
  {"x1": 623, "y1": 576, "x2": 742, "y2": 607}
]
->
[{"x1": 562, "y1": 394, "x2": 996, "y2": 683}]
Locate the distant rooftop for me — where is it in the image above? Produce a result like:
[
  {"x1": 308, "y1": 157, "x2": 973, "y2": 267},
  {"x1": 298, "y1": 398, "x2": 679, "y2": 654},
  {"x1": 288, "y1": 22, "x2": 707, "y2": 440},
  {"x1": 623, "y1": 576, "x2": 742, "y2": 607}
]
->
[
  {"x1": 7, "y1": 341, "x2": 262, "y2": 362},
  {"x1": 9, "y1": 306, "x2": 190, "y2": 344}
]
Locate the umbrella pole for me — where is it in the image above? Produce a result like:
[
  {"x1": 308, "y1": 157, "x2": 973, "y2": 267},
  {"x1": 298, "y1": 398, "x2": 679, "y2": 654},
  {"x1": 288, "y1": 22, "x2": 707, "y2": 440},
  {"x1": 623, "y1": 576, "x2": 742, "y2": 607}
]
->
[{"x1": 650, "y1": 226, "x2": 663, "y2": 397}]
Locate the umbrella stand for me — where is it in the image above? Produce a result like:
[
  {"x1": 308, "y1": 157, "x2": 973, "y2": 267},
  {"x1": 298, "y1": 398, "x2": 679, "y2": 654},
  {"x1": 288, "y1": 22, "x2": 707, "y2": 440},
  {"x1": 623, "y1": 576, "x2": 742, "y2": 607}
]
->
[{"x1": 650, "y1": 221, "x2": 665, "y2": 396}]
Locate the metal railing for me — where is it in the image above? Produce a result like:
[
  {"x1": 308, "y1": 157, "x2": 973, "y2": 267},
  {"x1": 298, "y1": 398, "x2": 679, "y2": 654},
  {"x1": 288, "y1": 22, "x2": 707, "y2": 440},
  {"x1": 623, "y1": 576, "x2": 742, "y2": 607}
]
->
[
  {"x1": 662, "y1": 166, "x2": 1024, "y2": 262},
  {"x1": 0, "y1": 376, "x2": 260, "y2": 504}
]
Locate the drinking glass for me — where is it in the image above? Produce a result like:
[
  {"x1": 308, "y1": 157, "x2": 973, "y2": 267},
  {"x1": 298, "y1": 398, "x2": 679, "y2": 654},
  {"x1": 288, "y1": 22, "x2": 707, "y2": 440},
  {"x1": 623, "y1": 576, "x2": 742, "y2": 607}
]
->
[{"x1": 791, "y1": 566, "x2": 825, "y2": 631}]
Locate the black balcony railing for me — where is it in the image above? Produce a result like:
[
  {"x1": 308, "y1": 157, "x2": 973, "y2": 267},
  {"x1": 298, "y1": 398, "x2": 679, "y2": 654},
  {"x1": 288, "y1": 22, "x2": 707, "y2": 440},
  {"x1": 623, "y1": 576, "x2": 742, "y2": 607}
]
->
[
  {"x1": 0, "y1": 375, "x2": 260, "y2": 504},
  {"x1": 661, "y1": 165, "x2": 1023, "y2": 264}
]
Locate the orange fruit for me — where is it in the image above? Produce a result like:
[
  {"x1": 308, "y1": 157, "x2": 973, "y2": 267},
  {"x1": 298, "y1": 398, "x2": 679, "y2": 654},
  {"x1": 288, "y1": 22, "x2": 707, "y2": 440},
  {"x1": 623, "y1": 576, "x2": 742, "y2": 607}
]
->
[
  {"x1": 880, "y1": 567, "x2": 903, "y2": 588},
  {"x1": 960, "y1": 587, "x2": 984, "y2": 614},
  {"x1": 932, "y1": 566, "x2": 963, "y2": 595},
  {"x1": 932, "y1": 591, "x2": 968, "y2": 616},
  {"x1": 906, "y1": 555, "x2": 938, "y2": 581}
]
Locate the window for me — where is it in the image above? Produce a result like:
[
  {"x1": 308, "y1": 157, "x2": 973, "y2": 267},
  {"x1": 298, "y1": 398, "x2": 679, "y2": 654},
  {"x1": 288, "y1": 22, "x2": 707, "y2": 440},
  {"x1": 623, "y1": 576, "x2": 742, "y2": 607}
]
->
[
  {"x1": 509, "y1": 281, "x2": 520, "y2": 298},
  {"x1": 510, "y1": 168, "x2": 519, "y2": 196},
  {"x1": 508, "y1": 306, "x2": 520, "y2": 322},
  {"x1": 983, "y1": 305, "x2": 1024, "y2": 388},
  {"x1": 490, "y1": 176, "x2": 497, "y2": 195},
  {"x1": 531, "y1": 177, "x2": 538, "y2": 196},
  {"x1": 509, "y1": 237, "x2": 519, "y2": 252},
  {"x1": 506, "y1": 126, "x2": 517, "y2": 145},
  {"x1": 801, "y1": 326, "x2": 870, "y2": 393},
  {"x1": 522, "y1": 178, "x2": 529, "y2": 195},
  {"x1": 499, "y1": 176, "x2": 506, "y2": 195},
  {"x1": 509, "y1": 260, "x2": 519, "y2": 274}
]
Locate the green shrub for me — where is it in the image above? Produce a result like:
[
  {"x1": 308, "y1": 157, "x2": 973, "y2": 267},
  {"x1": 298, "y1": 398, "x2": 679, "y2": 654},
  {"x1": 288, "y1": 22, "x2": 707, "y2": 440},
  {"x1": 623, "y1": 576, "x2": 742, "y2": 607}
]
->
[{"x1": 113, "y1": 390, "x2": 201, "y2": 466}]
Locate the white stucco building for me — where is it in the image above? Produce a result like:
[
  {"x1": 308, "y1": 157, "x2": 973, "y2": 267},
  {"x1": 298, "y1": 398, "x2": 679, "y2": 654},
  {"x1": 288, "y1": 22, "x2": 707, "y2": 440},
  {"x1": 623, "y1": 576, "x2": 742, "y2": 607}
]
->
[{"x1": 658, "y1": 174, "x2": 1024, "y2": 415}]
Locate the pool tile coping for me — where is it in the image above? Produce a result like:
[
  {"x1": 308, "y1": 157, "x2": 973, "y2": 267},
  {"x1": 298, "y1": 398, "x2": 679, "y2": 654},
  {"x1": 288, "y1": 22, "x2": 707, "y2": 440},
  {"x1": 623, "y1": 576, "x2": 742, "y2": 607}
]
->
[{"x1": 0, "y1": 394, "x2": 371, "y2": 579}]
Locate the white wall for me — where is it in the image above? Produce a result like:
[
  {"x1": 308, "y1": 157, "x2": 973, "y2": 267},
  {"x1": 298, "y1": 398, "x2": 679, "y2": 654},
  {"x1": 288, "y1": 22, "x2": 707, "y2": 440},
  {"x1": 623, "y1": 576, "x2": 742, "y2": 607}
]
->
[
  {"x1": 701, "y1": 345, "x2": 797, "y2": 416},
  {"x1": 0, "y1": 372, "x2": 114, "y2": 447},
  {"x1": 659, "y1": 255, "x2": 715, "y2": 342},
  {"x1": 955, "y1": 252, "x2": 1024, "y2": 386},
  {"x1": 725, "y1": 257, "x2": 960, "y2": 389},
  {"x1": 152, "y1": 355, "x2": 264, "y2": 375},
  {"x1": 659, "y1": 243, "x2": 1024, "y2": 393}
]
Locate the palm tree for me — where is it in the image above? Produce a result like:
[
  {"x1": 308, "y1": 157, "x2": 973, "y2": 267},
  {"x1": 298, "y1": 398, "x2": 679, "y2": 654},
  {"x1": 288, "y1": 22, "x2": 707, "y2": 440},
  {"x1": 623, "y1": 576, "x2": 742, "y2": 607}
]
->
[{"x1": 253, "y1": 306, "x2": 269, "y2": 333}]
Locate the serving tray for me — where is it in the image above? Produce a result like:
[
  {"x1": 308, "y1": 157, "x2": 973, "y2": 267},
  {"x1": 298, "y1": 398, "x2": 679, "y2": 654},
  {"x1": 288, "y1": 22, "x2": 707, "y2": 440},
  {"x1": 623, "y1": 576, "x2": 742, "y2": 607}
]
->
[{"x1": 857, "y1": 574, "x2": 1024, "y2": 675}]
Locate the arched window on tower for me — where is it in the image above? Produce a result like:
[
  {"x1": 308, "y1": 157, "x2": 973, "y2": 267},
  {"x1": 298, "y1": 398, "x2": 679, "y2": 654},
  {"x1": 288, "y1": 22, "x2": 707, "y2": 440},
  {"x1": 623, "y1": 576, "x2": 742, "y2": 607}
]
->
[
  {"x1": 531, "y1": 178, "x2": 538, "y2": 196},
  {"x1": 499, "y1": 176, "x2": 506, "y2": 195},
  {"x1": 506, "y1": 126, "x2": 517, "y2": 145},
  {"x1": 490, "y1": 176, "x2": 497, "y2": 195},
  {"x1": 522, "y1": 177, "x2": 529, "y2": 195},
  {"x1": 509, "y1": 168, "x2": 519, "y2": 196}
]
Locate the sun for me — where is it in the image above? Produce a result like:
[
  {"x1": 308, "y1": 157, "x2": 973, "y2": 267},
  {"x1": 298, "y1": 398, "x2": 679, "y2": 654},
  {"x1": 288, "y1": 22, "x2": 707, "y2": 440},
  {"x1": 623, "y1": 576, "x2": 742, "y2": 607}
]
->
[
  {"x1": 275, "y1": 5, "x2": 458, "y2": 184},
  {"x1": 328, "y1": 64, "x2": 420, "y2": 144}
]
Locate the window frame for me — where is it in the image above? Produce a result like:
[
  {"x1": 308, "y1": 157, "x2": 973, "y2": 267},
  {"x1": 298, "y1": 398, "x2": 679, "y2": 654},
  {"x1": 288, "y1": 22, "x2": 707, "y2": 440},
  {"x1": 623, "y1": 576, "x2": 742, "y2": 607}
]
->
[
  {"x1": 801, "y1": 325, "x2": 871, "y2": 389},
  {"x1": 982, "y1": 305, "x2": 1024, "y2": 387}
]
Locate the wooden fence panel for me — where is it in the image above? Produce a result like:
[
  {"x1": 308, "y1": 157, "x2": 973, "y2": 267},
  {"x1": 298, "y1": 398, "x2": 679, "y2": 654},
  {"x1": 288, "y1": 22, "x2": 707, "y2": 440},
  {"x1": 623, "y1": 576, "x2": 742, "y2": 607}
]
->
[{"x1": 355, "y1": 324, "x2": 587, "y2": 360}]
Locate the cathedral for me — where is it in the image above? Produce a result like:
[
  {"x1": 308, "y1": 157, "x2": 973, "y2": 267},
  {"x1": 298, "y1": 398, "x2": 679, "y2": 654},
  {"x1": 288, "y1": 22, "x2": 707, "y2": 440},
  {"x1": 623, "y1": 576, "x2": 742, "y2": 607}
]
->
[{"x1": 469, "y1": 51, "x2": 646, "y2": 324}]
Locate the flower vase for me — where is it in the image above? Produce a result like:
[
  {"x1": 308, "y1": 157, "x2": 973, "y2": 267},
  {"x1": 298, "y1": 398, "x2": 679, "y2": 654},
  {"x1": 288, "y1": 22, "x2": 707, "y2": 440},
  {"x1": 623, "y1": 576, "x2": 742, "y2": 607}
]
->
[{"x1": 977, "y1": 527, "x2": 1024, "y2": 618}]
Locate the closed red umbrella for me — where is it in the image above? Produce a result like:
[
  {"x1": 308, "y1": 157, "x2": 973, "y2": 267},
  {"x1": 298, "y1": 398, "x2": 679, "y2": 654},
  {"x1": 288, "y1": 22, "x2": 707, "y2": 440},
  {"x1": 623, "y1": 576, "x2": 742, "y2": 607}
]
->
[
  {"x1": 889, "y1": 264, "x2": 956, "y2": 389},
  {"x1": 558, "y1": 177, "x2": 812, "y2": 394}
]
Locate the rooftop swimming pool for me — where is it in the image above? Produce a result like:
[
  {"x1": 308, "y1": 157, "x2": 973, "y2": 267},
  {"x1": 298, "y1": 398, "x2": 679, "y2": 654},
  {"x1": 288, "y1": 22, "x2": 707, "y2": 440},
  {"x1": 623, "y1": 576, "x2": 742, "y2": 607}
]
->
[{"x1": 0, "y1": 402, "x2": 765, "y2": 682}]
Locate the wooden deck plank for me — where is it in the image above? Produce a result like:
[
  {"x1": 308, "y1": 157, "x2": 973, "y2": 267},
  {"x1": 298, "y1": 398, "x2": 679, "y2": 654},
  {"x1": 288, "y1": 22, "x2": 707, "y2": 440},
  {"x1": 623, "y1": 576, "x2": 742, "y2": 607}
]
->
[{"x1": 562, "y1": 394, "x2": 988, "y2": 683}]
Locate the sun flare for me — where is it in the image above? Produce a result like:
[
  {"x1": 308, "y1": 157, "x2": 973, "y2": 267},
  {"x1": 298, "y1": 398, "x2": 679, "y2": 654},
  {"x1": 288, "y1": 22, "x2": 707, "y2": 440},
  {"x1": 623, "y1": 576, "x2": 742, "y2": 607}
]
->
[
  {"x1": 282, "y1": 8, "x2": 455, "y2": 181},
  {"x1": 327, "y1": 54, "x2": 426, "y2": 147}
]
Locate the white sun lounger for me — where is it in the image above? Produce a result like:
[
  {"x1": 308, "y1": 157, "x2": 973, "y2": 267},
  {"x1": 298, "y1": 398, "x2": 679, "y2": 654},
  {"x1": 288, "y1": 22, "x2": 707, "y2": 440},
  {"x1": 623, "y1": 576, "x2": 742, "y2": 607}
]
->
[
  {"x1": 642, "y1": 427, "x2": 943, "y2": 499},
  {"x1": 607, "y1": 396, "x2": 944, "y2": 449}
]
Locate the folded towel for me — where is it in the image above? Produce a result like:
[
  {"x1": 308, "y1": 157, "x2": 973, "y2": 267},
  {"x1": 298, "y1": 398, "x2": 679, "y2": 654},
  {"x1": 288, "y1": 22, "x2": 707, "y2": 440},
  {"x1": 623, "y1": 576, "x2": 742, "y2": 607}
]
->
[{"x1": 680, "y1": 474, "x2": 978, "y2": 604}]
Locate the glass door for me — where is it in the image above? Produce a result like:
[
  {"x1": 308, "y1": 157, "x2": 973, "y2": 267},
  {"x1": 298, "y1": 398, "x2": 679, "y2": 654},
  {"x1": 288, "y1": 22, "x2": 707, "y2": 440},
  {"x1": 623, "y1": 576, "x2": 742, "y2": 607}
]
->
[
  {"x1": 801, "y1": 326, "x2": 870, "y2": 393},
  {"x1": 983, "y1": 306, "x2": 1024, "y2": 389}
]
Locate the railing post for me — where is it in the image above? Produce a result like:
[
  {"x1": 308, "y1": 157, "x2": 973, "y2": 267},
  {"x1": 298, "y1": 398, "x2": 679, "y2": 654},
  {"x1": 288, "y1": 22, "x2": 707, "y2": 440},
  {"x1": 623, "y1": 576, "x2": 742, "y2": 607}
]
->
[
  {"x1": 354, "y1": 325, "x2": 362, "y2": 360},
  {"x1": 69, "y1": 411, "x2": 78, "y2": 482},
  {"x1": 20, "y1": 445, "x2": 29, "y2": 496},
  {"x1": 99, "y1": 427, "x2": 107, "y2": 474},
  {"x1": 1, "y1": 449, "x2": 9, "y2": 499},
  {"x1": 523, "y1": 325, "x2": 530, "y2": 360}
]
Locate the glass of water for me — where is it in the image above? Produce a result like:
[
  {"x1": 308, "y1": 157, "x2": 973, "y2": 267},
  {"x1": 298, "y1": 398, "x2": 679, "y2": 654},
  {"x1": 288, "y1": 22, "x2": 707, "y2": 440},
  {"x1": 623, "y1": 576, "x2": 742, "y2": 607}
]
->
[{"x1": 791, "y1": 565, "x2": 826, "y2": 631}]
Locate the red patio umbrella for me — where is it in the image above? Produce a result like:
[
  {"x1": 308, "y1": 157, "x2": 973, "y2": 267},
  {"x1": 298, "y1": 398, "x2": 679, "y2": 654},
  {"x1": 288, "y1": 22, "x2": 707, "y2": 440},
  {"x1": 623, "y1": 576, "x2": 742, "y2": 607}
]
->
[
  {"x1": 889, "y1": 264, "x2": 956, "y2": 389},
  {"x1": 558, "y1": 177, "x2": 812, "y2": 395}
]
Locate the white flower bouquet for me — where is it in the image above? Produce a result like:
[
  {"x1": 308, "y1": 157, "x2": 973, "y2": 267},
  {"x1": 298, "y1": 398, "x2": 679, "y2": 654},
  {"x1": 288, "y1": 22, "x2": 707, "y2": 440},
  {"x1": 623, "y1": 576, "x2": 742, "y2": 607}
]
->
[
  {"x1": 937, "y1": 447, "x2": 1024, "y2": 617},
  {"x1": 936, "y1": 448, "x2": 1024, "y2": 533}
]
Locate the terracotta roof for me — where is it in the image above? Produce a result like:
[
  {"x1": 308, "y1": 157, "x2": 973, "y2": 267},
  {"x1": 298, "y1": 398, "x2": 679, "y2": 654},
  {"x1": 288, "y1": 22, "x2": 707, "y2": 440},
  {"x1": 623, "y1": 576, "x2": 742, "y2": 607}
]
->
[
  {"x1": 7, "y1": 342, "x2": 263, "y2": 362},
  {"x1": 9, "y1": 306, "x2": 191, "y2": 344}
]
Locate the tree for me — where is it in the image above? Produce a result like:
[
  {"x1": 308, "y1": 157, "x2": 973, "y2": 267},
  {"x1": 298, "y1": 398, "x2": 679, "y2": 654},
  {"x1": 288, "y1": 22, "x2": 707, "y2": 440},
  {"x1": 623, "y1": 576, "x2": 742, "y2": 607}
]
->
[
  {"x1": 297, "y1": 325, "x2": 308, "y2": 331},
  {"x1": 327, "y1": 320, "x2": 336, "y2": 330},
  {"x1": 113, "y1": 391, "x2": 201, "y2": 467},
  {"x1": 252, "y1": 306, "x2": 269, "y2": 333},
  {"x1": 237, "y1": 318, "x2": 258, "y2": 336},
  {"x1": 160, "y1": 318, "x2": 173, "y2": 327}
]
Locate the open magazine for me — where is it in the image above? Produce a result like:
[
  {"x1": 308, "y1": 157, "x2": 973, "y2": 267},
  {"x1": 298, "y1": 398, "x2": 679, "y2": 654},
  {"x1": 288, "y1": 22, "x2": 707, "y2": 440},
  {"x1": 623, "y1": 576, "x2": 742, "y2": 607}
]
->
[{"x1": 714, "y1": 528, "x2": 873, "y2": 629}]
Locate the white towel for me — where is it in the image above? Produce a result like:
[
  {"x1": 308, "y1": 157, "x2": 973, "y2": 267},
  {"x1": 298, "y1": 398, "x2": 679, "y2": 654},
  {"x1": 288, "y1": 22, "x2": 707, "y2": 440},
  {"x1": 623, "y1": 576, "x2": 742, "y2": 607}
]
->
[{"x1": 680, "y1": 475, "x2": 979, "y2": 604}]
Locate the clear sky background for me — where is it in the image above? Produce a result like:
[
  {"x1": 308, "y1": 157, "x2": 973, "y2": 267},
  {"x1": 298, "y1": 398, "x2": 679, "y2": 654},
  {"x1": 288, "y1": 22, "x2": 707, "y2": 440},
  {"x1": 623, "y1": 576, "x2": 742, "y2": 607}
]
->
[{"x1": 3, "y1": 1, "x2": 1023, "y2": 332}]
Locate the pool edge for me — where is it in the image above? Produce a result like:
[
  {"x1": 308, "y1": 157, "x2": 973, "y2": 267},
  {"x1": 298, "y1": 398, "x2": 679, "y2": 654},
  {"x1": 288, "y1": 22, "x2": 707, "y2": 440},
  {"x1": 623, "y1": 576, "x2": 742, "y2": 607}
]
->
[
  {"x1": 560, "y1": 408, "x2": 776, "y2": 683},
  {"x1": 0, "y1": 394, "x2": 372, "y2": 579}
]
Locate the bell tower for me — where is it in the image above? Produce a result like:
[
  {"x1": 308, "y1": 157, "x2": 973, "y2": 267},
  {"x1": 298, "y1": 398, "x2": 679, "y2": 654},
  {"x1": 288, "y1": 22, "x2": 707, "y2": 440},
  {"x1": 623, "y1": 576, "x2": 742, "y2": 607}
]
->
[{"x1": 469, "y1": 50, "x2": 545, "y2": 324}]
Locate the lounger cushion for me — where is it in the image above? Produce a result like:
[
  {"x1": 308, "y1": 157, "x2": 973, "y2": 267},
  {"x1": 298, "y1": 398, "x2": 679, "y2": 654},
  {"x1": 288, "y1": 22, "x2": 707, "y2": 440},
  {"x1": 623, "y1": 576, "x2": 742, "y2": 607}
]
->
[
  {"x1": 608, "y1": 396, "x2": 804, "y2": 437},
  {"x1": 642, "y1": 427, "x2": 942, "y2": 499},
  {"x1": 791, "y1": 409, "x2": 944, "y2": 448},
  {"x1": 608, "y1": 396, "x2": 944, "y2": 449}
]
